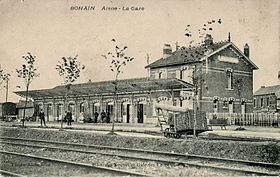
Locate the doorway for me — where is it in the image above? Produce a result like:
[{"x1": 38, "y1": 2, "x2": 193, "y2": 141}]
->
[
  {"x1": 106, "y1": 104, "x2": 114, "y2": 122},
  {"x1": 126, "y1": 104, "x2": 130, "y2": 123},
  {"x1": 137, "y1": 104, "x2": 144, "y2": 123}
]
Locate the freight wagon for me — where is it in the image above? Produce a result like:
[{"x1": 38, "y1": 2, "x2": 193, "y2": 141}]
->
[{"x1": 155, "y1": 103, "x2": 209, "y2": 138}]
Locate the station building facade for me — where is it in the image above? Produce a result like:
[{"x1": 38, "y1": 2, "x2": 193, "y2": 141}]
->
[{"x1": 15, "y1": 35, "x2": 258, "y2": 123}]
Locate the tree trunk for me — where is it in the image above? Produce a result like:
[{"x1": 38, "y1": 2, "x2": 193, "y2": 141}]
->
[
  {"x1": 110, "y1": 74, "x2": 119, "y2": 135},
  {"x1": 61, "y1": 85, "x2": 69, "y2": 130},
  {"x1": 22, "y1": 83, "x2": 29, "y2": 127}
]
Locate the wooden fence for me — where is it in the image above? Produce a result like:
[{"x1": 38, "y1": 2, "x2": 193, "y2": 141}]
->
[{"x1": 206, "y1": 113, "x2": 280, "y2": 127}]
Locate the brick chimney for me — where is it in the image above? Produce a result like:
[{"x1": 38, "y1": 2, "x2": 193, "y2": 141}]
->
[
  {"x1": 163, "y1": 44, "x2": 172, "y2": 59},
  {"x1": 204, "y1": 34, "x2": 213, "y2": 46},
  {"x1": 244, "y1": 43, "x2": 249, "y2": 58}
]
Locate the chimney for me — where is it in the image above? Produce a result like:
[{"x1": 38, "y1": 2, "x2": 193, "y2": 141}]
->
[
  {"x1": 163, "y1": 44, "x2": 172, "y2": 59},
  {"x1": 204, "y1": 34, "x2": 213, "y2": 46},
  {"x1": 244, "y1": 43, "x2": 249, "y2": 58}
]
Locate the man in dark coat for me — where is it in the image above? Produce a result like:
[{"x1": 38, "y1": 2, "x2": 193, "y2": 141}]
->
[
  {"x1": 66, "y1": 111, "x2": 72, "y2": 126},
  {"x1": 39, "y1": 110, "x2": 46, "y2": 126},
  {"x1": 94, "y1": 111, "x2": 99, "y2": 123},
  {"x1": 101, "y1": 110, "x2": 106, "y2": 123},
  {"x1": 106, "y1": 111, "x2": 110, "y2": 123}
]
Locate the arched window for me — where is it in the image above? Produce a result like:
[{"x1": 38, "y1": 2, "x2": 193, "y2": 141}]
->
[
  {"x1": 80, "y1": 103, "x2": 85, "y2": 113},
  {"x1": 228, "y1": 100, "x2": 234, "y2": 113},
  {"x1": 241, "y1": 101, "x2": 246, "y2": 114},
  {"x1": 213, "y1": 99, "x2": 218, "y2": 113}
]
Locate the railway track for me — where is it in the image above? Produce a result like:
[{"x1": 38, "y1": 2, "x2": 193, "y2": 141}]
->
[
  {"x1": 1, "y1": 136, "x2": 279, "y2": 176},
  {"x1": 0, "y1": 169, "x2": 26, "y2": 177},
  {"x1": 0, "y1": 150, "x2": 152, "y2": 177}
]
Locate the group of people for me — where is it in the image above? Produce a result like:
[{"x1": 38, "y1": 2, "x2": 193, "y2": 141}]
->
[
  {"x1": 93, "y1": 110, "x2": 110, "y2": 123},
  {"x1": 38, "y1": 109, "x2": 111, "y2": 126},
  {"x1": 38, "y1": 109, "x2": 72, "y2": 126}
]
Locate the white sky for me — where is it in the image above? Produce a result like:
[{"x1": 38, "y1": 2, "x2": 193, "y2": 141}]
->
[{"x1": 0, "y1": 0, "x2": 279, "y2": 102}]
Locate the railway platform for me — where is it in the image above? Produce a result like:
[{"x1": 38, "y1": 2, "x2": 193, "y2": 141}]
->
[{"x1": 1, "y1": 121, "x2": 279, "y2": 140}]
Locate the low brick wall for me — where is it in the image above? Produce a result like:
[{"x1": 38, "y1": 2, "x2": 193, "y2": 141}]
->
[{"x1": 1, "y1": 127, "x2": 279, "y2": 163}]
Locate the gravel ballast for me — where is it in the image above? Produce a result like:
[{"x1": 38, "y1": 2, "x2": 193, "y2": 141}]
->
[{"x1": 1, "y1": 127, "x2": 279, "y2": 164}]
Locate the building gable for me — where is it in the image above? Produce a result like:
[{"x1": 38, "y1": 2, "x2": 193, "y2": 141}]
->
[
  {"x1": 209, "y1": 45, "x2": 256, "y2": 72},
  {"x1": 202, "y1": 43, "x2": 258, "y2": 70}
]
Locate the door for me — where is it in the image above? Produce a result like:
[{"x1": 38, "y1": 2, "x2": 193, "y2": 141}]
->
[
  {"x1": 106, "y1": 105, "x2": 114, "y2": 122},
  {"x1": 126, "y1": 104, "x2": 130, "y2": 123},
  {"x1": 137, "y1": 104, "x2": 144, "y2": 123},
  {"x1": 47, "y1": 104, "x2": 52, "y2": 121}
]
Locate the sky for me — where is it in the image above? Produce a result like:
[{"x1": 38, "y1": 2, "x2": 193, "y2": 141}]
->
[{"x1": 0, "y1": 0, "x2": 279, "y2": 102}]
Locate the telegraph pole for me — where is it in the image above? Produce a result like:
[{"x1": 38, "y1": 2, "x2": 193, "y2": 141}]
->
[
  {"x1": 5, "y1": 79, "x2": 8, "y2": 103},
  {"x1": 193, "y1": 62, "x2": 202, "y2": 138}
]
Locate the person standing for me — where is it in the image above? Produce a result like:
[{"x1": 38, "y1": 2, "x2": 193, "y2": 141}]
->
[
  {"x1": 67, "y1": 111, "x2": 72, "y2": 126},
  {"x1": 39, "y1": 109, "x2": 46, "y2": 126},
  {"x1": 106, "y1": 111, "x2": 110, "y2": 123},
  {"x1": 94, "y1": 111, "x2": 99, "y2": 123},
  {"x1": 101, "y1": 110, "x2": 106, "y2": 123}
]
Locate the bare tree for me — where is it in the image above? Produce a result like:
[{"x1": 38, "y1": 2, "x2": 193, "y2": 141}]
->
[
  {"x1": 102, "y1": 39, "x2": 134, "y2": 135},
  {"x1": 16, "y1": 52, "x2": 39, "y2": 127},
  {"x1": 182, "y1": 19, "x2": 223, "y2": 137},
  {"x1": 55, "y1": 55, "x2": 85, "y2": 130}
]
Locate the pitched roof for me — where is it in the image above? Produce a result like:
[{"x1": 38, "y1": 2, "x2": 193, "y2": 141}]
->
[
  {"x1": 146, "y1": 41, "x2": 229, "y2": 68},
  {"x1": 14, "y1": 77, "x2": 194, "y2": 99},
  {"x1": 254, "y1": 85, "x2": 280, "y2": 96},
  {"x1": 146, "y1": 41, "x2": 258, "y2": 70}
]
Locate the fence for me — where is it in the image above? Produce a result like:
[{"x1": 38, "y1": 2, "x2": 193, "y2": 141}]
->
[{"x1": 206, "y1": 113, "x2": 280, "y2": 127}]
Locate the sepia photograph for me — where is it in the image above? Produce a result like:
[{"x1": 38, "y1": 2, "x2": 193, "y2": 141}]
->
[{"x1": 0, "y1": 0, "x2": 279, "y2": 176}]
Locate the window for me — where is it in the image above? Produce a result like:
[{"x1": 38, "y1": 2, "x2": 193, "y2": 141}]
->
[
  {"x1": 241, "y1": 101, "x2": 245, "y2": 114},
  {"x1": 266, "y1": 97, "x2": 269, "y2": 107},
  {"x1": 226, "y1": 68, "x2": 233, "y2": 89},
  {"x1": 253, "y1": 98, "x2": 256, "y2": 108},
  {"x1": 80, "y1": 103, "x2": 85, "y2": 113},
  {"x1": 173, "y1": 99, "x2": 177, "y2": 106},
  {"x1": 228, "y1": 100, "x2": 234, "y2": 113},
  {"x1": 223, "y1": 101, "x2": 228, "y2": 109},
  {"x1": 158, "y1": 72, "x2": 162, "y2": 79},
  {"x1": 260, "y1": 98, "x2": 264, "y2": 107},
  {"x1": 213, "y1": 99, "x2": 218, "y2": 113},
  {"x1": 277, "y1": 99, "x2": 280, "y2": 110}
]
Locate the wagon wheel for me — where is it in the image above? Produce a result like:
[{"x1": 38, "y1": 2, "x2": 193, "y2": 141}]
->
[
  {"x1": 174, "y1": 133, "x2": 181, "y2": 139},
  {"x1": 164, "y1": 128, "x2": 170, "y2": 138}
]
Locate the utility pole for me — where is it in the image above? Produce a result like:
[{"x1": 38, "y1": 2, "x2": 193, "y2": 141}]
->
[
  {"x1": 192, "y1": 62, "x2": 202, "y2": 138},
  {"x1": 5, "y1": 79, "x2": 8, "y2": 103}
]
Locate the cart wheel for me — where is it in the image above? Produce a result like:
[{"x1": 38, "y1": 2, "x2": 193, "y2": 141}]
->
[
  {"x1": 164, "y1": 128, "x2": 170, "y2": 138},
  {"x1": 166, "y1": 133, "x2": 171, "y2": 138},
  {"x1": 175, "y1": 133, "x2": 181, "y2": 139}
]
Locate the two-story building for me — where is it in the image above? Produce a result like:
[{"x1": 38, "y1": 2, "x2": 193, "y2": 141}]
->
[
  {"x1": 146, "y1": 34, "x2": 258, "y2": 114},
  {"x1": 253, "y1": 85, "x2": 280, "y2": 113},
  {"x1": 15, "y1": 34, "x2": 258, "y2": 123}
]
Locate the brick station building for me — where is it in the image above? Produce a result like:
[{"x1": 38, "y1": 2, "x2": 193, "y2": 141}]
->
[{"x1": 15, "y1": 34, "x2": 258, "y2": 123}]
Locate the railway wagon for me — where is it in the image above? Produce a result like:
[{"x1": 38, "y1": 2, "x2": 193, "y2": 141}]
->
[
  {"x1": 0, "y1": 102, "x2": 17, "y2": 121},
  {"x1": 155, "y1": 103, "x2": 209, "y2": 138}
]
